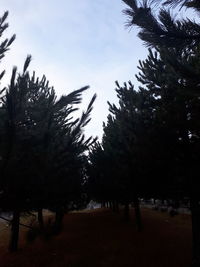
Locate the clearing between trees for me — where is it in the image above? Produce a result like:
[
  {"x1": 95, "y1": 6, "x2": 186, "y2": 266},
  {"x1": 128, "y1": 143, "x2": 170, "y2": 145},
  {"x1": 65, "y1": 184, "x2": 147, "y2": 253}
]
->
[{"x1": 0, "y1": 208, "x2": 191, "y2": 267}]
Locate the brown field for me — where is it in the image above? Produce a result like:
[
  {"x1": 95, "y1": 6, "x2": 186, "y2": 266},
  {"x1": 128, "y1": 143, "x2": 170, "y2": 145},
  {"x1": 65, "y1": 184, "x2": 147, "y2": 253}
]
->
[{"x1": 0, "y1": 208, "x2": 192, "y2": 267}]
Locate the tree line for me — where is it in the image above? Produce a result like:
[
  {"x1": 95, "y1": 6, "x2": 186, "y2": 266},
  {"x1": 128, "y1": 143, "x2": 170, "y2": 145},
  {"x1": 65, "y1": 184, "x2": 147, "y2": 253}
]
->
[{"x1": 87, "y1": 1, "x2": 200, "y2": 266}]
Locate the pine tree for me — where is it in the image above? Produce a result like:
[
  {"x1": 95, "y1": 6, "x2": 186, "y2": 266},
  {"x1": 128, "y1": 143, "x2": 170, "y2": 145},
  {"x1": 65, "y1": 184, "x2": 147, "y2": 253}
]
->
[
  {"x1": 122, "y1": 1, "x2": 200, "y2": 265},
  {"x1": 122, "y1": 0, "x2": 200, "y2": 49},
  {"x1": 0, "y1": 55, "x2": 97, "y2": 251},
  {"x1": 0, "y1": 10, "x2": 16, "y2": 186}
]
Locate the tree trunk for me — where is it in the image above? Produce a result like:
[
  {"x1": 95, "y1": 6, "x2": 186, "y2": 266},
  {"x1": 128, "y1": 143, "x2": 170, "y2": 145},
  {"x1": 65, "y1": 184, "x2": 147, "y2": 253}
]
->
[
  {"x1": 101, "y1": 201, "x2": 105, "y2": 208},
  {"x1": 114, "y1": 201, "x2": 119, "y2": 213},
  {"x1": 190, "y1": 196, "x2": 200, "y2": 267},
  {"x1": 112, "y1": 201, "x2": 119, "y2": 213},
  {"x1": 116, "y1": 201, "x2": 119, "y2": 213},
  {"x1": 38, "y1": 208, "x2": 44, "y2": 230},
  {"x1": 112, "y1": 201, "x2": 116, "y2": 212},
  {"x1": 9, "y1": 210, "x2": 20, "y2": 252},
  {"x1": 134, "y1": 198, "x2": 143, "y2": 232},
  {"x1": 54, "y1": 208, "x2": 64, "y2": 234},
  {"x1": 124, "y1": 202, "x2": 130, "y2": 221}
]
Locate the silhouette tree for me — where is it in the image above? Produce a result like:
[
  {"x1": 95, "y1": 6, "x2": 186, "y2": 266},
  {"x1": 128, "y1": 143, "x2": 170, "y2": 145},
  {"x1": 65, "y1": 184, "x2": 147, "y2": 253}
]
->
[
  {"x1": 0, "y1": 10, "x2": 16, "y2": 181},
  {"x1": 122, "y1": 1, "x2": 200, "y2": 265},
  {"x1": 0, "y1": 55, "x2": 96, "y2": 251},
  {"x1": 87, "y1": 142, "x2": 110, "y2": 205},
  {"x1": 123, "y1": 0, "x2": 200, "y2": 49},
  {"x1": 105, "y1": 81, "x2": 159, "y2": 229}
]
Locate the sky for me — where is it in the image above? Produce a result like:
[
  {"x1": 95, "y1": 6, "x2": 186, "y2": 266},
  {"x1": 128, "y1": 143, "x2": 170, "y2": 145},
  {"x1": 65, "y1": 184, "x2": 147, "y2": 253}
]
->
[{"x1": 0, "y1": 0, "x2": 148, "y2": 140}]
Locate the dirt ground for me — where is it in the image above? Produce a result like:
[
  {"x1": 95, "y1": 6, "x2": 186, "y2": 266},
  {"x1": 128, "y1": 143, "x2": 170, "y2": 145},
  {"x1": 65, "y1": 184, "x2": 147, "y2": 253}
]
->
[{"x1": 0, "y1": 208, "x2": 192, "y2": 267}]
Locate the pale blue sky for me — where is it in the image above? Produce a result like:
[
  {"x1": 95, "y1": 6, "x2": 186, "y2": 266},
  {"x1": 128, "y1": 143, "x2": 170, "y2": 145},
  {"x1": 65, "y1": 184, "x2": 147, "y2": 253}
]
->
[{"x1": 0, "y1": 0, "x2": 148, "y2": 139}]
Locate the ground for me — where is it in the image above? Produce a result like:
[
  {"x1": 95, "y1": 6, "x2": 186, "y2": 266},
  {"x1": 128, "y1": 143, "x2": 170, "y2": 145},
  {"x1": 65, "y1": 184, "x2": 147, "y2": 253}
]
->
[{"x1": 0, "y1": 208, "x2": 192, "y2": 267}]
